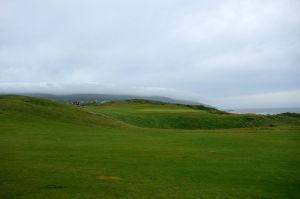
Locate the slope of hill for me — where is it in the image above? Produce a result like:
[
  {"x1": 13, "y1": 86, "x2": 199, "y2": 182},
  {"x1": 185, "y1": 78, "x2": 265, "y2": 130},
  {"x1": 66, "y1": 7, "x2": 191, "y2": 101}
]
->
[
  {"x1": 85, "y1": 99, "x2": 300, "y2": 129},
  {"x1": 2, "y1": 95, "x2": 300, "y2": 130},
  {"x1": 0, "y1": 95, "x2": 129, "y2": 129}
]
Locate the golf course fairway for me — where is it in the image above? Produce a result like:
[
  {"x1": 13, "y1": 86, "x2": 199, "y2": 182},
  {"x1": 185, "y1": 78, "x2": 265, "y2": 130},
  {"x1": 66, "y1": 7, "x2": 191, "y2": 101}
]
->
[{"x1": 1, "y1": 95, "x2": 299, "y2": 198}]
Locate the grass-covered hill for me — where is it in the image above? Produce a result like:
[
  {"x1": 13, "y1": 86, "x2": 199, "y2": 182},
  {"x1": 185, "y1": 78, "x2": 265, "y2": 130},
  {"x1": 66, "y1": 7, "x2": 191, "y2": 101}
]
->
[
  {"x1": 0, "y1": 95, "x2": 130, "y2": 129},
  {"x1": 2, "y1": 95, "x2": 299, "y2": 131},
  {"x1": 85, "y1": 99, "x2": 300, "y2": 129},
  {"x1": 1, "y1": 95, "x2": 300, "y2": 199}
]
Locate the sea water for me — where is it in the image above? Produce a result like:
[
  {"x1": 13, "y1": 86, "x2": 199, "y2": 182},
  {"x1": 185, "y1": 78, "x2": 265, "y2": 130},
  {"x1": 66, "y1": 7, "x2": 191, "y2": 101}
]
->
[{"x1": 225, "y1": 107, "x2": 300, "y2": 115}]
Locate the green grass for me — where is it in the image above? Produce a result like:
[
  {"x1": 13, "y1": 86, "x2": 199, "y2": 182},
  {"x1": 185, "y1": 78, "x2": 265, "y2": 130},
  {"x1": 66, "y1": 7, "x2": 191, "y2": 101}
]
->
[
  {"x1": 85, "y1": 100, "x2": 300, "y2": 129},
  {"x1": 1, "y1": 95, "x2": 300, "y2": 198}
]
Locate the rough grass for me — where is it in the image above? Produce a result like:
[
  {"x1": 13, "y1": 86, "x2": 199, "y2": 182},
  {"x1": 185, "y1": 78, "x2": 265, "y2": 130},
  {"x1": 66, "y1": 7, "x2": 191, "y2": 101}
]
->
[
  {"x1": 85, "y1": 100, "x2": 300, "y2": 129},
  {"x1": 1, "y1": 95, "x2": 300, "y2": 199},
  {"x1": 0, "y1": 95, "x2": 131, "y2": 129}
]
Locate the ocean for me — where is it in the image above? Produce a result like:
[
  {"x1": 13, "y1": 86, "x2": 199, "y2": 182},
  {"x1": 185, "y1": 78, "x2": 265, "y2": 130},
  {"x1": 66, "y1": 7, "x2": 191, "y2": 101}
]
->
[{"x1": 225, "y1": 107, "x2": 300, "y2": 115}]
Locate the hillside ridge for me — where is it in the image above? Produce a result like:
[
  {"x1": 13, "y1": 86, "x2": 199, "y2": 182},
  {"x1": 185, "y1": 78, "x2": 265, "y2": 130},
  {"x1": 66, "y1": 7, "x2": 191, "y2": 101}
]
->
[{"x1": 1, "y1": 95, "x2": 300, "y2": 130}]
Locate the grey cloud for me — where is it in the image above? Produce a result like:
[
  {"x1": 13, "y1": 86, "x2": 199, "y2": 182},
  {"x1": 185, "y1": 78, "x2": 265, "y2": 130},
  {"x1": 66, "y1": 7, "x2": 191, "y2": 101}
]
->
[{"x1": 0, "y1": 0, "x2": 299, "y2": 108}]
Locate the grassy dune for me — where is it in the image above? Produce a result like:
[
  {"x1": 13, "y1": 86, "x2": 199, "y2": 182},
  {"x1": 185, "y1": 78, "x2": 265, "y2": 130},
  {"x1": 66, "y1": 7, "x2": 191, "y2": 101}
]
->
[
  {"x1": 0, "y1": 95, "x2": 300, "y2": 198},
  {"x1": 85, "y1": 99, "x2": 300, "y2": 129}
]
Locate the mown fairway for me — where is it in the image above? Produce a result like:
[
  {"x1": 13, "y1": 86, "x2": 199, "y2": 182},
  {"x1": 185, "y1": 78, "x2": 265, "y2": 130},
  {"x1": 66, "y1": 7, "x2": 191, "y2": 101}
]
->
[{"x1": 1, "y1": 95, "x2": 300, "y2": 198}]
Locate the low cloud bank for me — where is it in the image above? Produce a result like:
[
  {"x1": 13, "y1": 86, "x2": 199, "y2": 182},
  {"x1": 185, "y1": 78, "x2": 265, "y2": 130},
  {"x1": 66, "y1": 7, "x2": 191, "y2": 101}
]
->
[{"x1": 1, "y1": 82, "x2": 299, "y2": 109}]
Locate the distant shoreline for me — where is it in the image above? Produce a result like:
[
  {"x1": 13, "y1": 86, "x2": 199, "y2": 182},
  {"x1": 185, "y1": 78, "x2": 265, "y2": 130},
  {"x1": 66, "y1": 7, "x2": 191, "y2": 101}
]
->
[{"x1": 225, "y1": 107, "x2": 300, "y2": 115}]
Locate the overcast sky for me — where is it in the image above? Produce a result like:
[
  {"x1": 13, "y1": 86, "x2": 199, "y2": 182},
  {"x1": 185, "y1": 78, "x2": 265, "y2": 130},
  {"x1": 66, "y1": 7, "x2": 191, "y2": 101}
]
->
[{"x1": 0, "y1": 0, "x2": 299, "y2": 108}]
